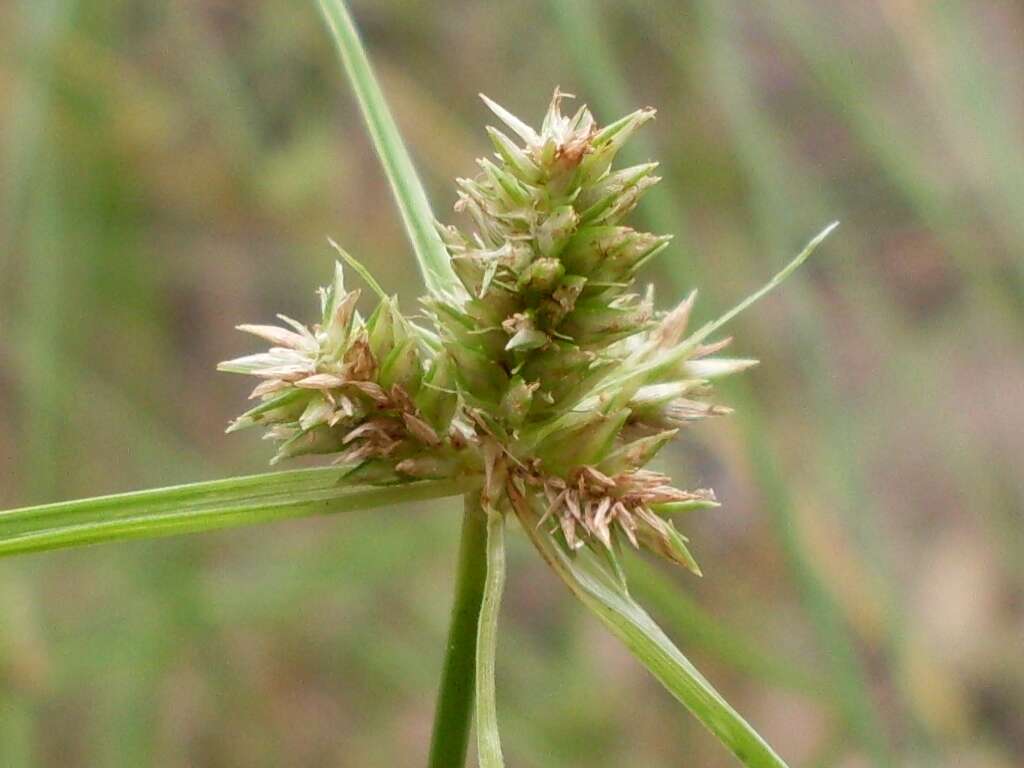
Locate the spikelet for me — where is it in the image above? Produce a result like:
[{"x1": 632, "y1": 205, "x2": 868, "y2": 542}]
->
[{"x1": 218, "y1": 261, "x2": 465, "y2": 479}]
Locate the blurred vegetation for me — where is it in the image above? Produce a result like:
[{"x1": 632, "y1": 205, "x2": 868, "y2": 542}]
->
[{"x1": 1, "y1": 1, "x2": 1022, "y2": 765}]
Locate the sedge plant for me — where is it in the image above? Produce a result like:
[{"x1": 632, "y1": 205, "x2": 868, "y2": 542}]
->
[{"x1": 0, "y1": 2, "x2": 837, "y2": 766}]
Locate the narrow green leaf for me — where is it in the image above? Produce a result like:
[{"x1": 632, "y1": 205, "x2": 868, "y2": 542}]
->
[
  {"x1": 627, "y1": 559, "x2": 826, "y2": 697},
  {"x1": 327, "y1": 238, "x2": 389, "y2": 300},
  {"x1": 592, "y1": 222, "x2": 838, "y2": 406},
  {"x1": 316, "y1": 0, "x2": 460, "y2": 297},
  {"x1": 515, "y1": 499, "x2": 790, "y2": 768},
  {"x1": 475, "y1": 508, "x2": 507, "y2": 768},
  {"x1": 689, "y1": 221, "x2": 837, "y2": 346},
  {"x1": 0, "y1": 469, "x2": 478, "y2": 557}
]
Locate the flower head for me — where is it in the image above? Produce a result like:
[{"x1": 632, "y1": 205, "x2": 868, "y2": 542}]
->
[
  {"x1": 220, "y1": 90, "x2": 824, "y2": 573},
  {"x1": 218, "y1": 261, "x2": 466, "y2": 479}
]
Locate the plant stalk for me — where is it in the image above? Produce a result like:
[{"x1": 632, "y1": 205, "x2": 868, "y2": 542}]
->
[{"x1": 427, "y1": 492, "x2": 488, "y2": 768}]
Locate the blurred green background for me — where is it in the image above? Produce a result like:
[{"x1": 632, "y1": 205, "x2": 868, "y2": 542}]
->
[{"x1": 2, "y1": 0, "x2": 1022, "y2": 765}]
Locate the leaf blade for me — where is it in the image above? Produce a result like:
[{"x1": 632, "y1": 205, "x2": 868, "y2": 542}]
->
[
  {"x1": 316, "y1": 0, "x2": 459, "y2": 297},
  {"x1": 689, "y1": 221, "x2": 838, "y2": 345},
  {"x1": 514, "y1": 498, "x2": 790, "y2": 768},
  {"x1": 475, "y1": 508, "x2": 507, "y2": 768},
  {"x1": 0, "y1": 469, "x2": 478, "y2": 557}
]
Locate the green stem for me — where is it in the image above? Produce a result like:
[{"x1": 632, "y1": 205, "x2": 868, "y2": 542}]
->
[{"x1": 428, "y1": 493, "x2": 488, "y2": 768}]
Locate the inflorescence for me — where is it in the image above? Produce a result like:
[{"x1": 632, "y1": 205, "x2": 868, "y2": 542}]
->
[{"x1": 220, "y1": 91, "x2": 777, "y2": 574}]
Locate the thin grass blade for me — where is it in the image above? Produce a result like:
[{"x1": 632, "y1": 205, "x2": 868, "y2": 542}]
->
[
  {"x1": 515, "y1": 499, "x2": 789, "y2": 768},
  {"x1": 0, "y1": 469, "x2": 478, "y2": 557},
  {"x1": 690, "y1": 221, "x2": 837, "y2": 345},
  {"x1": 315, "y1": 0, "x2": 459, "y2": 296},
  {"x1": 475, "y1": 508, "x2": 507, "y2": 768},
  {"x1": 627, "y1": 558, "x2": 826, "y2": 696}
]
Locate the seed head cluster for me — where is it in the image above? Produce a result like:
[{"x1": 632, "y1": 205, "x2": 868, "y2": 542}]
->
[{"x1": 220, "y1": 91, "x2": 765, "y2": 573}]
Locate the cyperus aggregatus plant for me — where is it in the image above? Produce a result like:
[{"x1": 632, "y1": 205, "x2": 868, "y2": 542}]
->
[{"x1": 0, "y1": 2, "x2": 835, "y2": 766}]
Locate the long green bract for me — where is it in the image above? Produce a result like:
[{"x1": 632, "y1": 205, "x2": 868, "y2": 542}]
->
[
  {"x1": 517, "y1": 223, "x2": 837, "y2": 454},
  {"x1": 316, "y1": 0, "x2": 460, "y2": 297},
  {"x1": 0, "y1": 469, "x2": 478, "y2": 557},
  {"x1": 475, "y1": 508, "x2": 507, "y2": 768},
  {"x1": 597, "y1": 222, "x2": 838, "y2": 405},
  {"x1": 515, "y1": 497, "x2": 790, "y2": 768}
]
